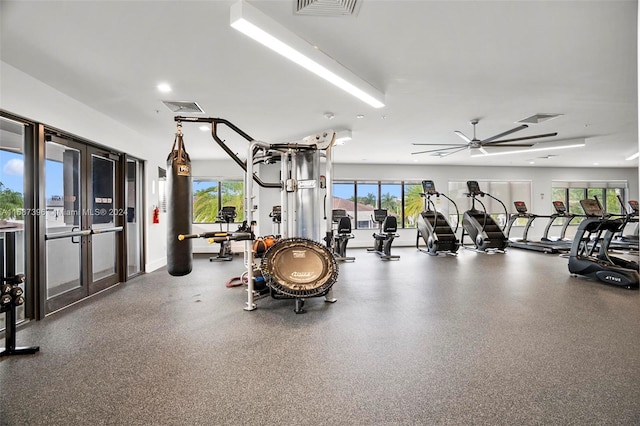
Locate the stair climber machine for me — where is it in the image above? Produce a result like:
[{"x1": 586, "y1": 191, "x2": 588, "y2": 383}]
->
[
  {"x1": 330, "y1": 209, "x2": 355, "y2": 262},
  {"x1": 568, "y1": 199, "x2": 638, "y2": 289},
  {"x1": 368, "y1": 209, "x2": 400, "y2": 260},
  {"x1": 461, "y1": 181, "x2": 508, "y2": 252},
  {"x1": 170, "y1": 117, "x2": 339, "y2": 314},
  {"x1": 209, "y1": 206, "x2": 237, "y2": 261},
  {"x1": 505, "y1": 201, "x2": 565, "y2": 254},
  {"x1": 416, "y1": 180, "x2": 460, "y2": 255}
]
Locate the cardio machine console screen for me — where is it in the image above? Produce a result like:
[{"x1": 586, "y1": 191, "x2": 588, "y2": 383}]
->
[
  {"x1": 552, "y1": 201, "x2": 566, "y2": 213},
  {"x1": 514, "y1": 201, "x2": 527, "y2": 213},
  {"x1": 580, "y1": 199, "x2": 603, "y2": 217},
  {"x1": 422, "y1": 180, "x2": 437, "y2": 195},
  {"x1": 466, "y1": 180, "x2": 482, "y2": 196},
  {"x1": 629, "y1": 200, "x2": 639, "y2": 213}
]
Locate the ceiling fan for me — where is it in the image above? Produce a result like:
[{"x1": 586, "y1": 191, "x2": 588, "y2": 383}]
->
[{"x1": 411, "y1": 119, "x2": 558, "y2": 157}]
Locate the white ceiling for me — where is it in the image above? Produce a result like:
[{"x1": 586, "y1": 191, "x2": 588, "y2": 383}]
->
[{"x1": 1, "y1": 0, "x2": 637, "y2": 168}]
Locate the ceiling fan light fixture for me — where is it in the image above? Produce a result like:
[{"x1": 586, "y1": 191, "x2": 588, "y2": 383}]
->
[
  {"x1": 230, "y1": 0, "x2": 385, "y2": 108},
  {"x1": 625, "y1": 152, "x2": 639, "y2": 161},
  {"x1": 471, "y1": 141, "x2": 585, "y2": 157}
]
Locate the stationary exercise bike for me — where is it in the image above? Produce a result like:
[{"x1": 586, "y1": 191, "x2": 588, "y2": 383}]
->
[
  {"x1": 331, "y1": 209, "x2": 355, "y2": 262},
  {"x1": 210, "y1": 206, "x2": 237, "y2": 262},
  {"x1": 368, "y1": 209, "x2": 400, "y2": 260},
  {"x1": 416, "y1": 180, "x2": 460, "y2": 255}
]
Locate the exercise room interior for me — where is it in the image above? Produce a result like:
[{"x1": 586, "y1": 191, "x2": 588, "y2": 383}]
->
[{"x1": 1, "y1": 1, "x2": 639, "y2": 424}]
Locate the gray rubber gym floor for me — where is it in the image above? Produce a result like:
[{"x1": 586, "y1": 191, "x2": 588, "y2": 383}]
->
[{"x1": 1, "y1": 247, "x2": 639, "y2": 425}]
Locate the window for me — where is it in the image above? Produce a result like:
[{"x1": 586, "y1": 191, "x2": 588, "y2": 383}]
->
[
  {"x1": 193, "y1": 179, "x2": 243, "y2": 223},
  {"x1": 355, "y1": 182, "x2": 378, "y2": 229},
  {"x1": 552, "y1": 181, "x2": 628, "y2": 223},
  {"x1": 332, "y1": 181, "x2": 422, "y2": 229},
  {"x1": 447, "y1": 180, "x2": 532, "y2": 229},
  {"x1": 403, "y1": 183, "x2": 423, "y2": 228}
]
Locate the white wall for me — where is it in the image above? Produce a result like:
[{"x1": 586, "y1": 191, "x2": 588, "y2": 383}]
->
[{"x1": 1, "y1": 61, "x2": 167, "y2": 272}]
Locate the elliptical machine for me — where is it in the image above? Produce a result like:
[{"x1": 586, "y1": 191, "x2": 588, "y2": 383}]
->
[
  {"x1": 461, "y1": 181, "x2": 508, "y2": 252},
  {"x1": 568, "y1": 198, "x2": 638, "y2": 289},
  {"x1": 331, "y1": 209, "x2": 355, "y2": 262},
  {"x1": 368, "y1": 209, "x2": 400, "y2": 260},
  {"x1": 416, "y1": 180, "x2": 460, "y2": 255},
  {"x1": 210, "y1": 206, "x2": 237, "y2": 261}
]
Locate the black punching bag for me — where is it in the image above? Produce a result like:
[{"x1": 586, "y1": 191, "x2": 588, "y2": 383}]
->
[{"x1": 166, "y1": 129, "x2": 193, "y2": 276}]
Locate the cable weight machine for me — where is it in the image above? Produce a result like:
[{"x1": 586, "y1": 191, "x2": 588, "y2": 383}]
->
[{"x1": 172, "y1": 117, "x2": 339, "y2": 314}]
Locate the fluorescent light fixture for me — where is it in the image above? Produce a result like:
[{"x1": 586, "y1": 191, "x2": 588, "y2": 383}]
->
[
  {"x1": 626, "y1": 152, "x2": 639, "y2": 161},
  {"x1": 230, "y1": 0, "x2": 385, "y2": 108},
  {"x1": 471, "y1": 142, "x2": 585, "y2": 157},
  {"x1": 335, "y1": 130, "x2": 352, "y2": 145}
]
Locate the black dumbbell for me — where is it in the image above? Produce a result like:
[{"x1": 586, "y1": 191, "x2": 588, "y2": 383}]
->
[
  {"x1": 1, "y1": 293, "x2": 11, "y2": 307},
  {"x1": 10, "y1": 286, "x2": 23, "y2": 297},
  {"x1": 1, "y1": 283, "x2": 12, "y2": 294},
  {"x1": 1, "y1": 274, "x2": 25, "y2": 285},
  {"x1": 13, "y1": 295, "x2": 24, "y2": 306}
]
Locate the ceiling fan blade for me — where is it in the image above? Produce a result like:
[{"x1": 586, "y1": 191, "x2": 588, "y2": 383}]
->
[
  {"x1": 411, "y1": 143, "x2": 467, "y2": 146},
  {"x1": 483, "y1": 132, "x2": 558, "y2": 145},
  {"x1": 481, "y1": 124, "x2": 528, "y2": 143},
  {"x1": 411, "y1": 146, "x2": 465, "y2": 155},
  {"x1": 454, "y1": 131, "x2": 472, "y2": 143},
  {"x1": 439, "y1": 146, "x2": 469, "y2": 157}
]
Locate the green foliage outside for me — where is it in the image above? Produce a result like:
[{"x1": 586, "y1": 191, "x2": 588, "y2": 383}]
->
[
  {"x1": 193, "y1": 181, "x2": 244, "y2": 223},
  {"x1": 403, "y1": 184, "x2": 424, "y2": 227},
  {"x1": 0, "y1": 182, "x2": 24, "y2": 220},
  {"x1": 351, "y1": 192, "x2": 376, "y2": 207}
]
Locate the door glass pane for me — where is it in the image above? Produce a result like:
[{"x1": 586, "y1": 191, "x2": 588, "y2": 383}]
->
[
  {"x1": 126, "y1": 159, "x2": 142, "y2": 276},
  {"x1": 91, "y1": 155, "x2": 116, "y2": 282},
  {"x1": 0, "y1": 117, "x2": 26, "y2": 329},
  {"x1": 45, "y1": 141, "x2": 82, "y2": 298}
]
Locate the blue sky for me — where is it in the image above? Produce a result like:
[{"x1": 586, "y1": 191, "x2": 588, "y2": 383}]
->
[{"x1": 0, "y1": 150, "x2": 63, "y2": 198}]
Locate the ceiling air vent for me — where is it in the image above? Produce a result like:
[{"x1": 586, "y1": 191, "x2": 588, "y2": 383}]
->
[
  {"x1": 517, "y1": 113, "x2": 562, "y2": 124},
  {"x1": 162, "y1": 101, "x2": 204, "y2": 114},
  {"x1": 296, "y1": 0, "x2": 361, "y2": 16}
]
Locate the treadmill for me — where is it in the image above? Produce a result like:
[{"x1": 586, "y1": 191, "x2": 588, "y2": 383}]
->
[
  {"x1": 506, "y1": 201, "x2": 566, "y2": 254},
  {"x1": 540, "y1": 201, "x2": 576, "y2": 251}
]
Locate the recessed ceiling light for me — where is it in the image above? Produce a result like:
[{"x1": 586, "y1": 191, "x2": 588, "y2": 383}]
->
[
  {"x1": 528, "y1": 161, "x2": 535, "y2": 164},
  {"x1": 356, "y1": 114, "x2": 365, "y2": 119},
  {"x1": 199, "y1": 125, "x2": 209, "y2": 132},
  {"x1": 157, "y1": 83, "x2": 172, "y2": 93},
  {"x1": 593, "y1": 162, "x2": 599, "y2": 166}
]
